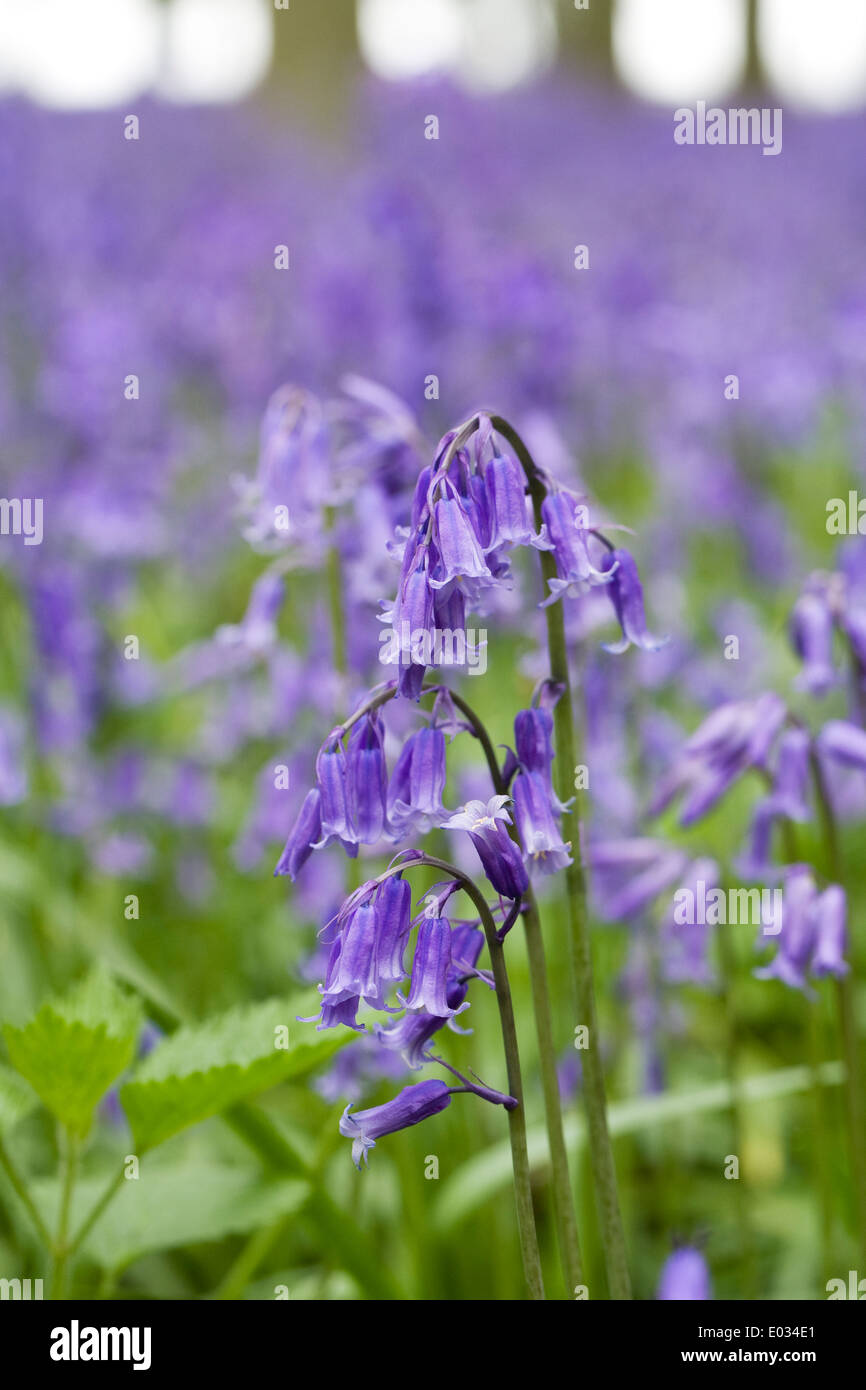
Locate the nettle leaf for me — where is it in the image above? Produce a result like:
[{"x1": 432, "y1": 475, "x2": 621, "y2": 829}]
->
[
  {"x1": 33, "y1": 1162, "x2": 308, "y2": 1272},
  {"x1": 120, "y1": 994, "x2": 347, "y2": 1152},
  {"x1": 0, "y1": 1063, "x2": 39, "y2": 1138},
  {"x1": 3, "y1": 970, "x2": 142, "y2": 1138}
]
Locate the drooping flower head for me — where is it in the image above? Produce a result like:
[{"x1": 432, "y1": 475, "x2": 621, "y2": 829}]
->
[{"x1": 441, "y1": 795, "x2": 529, "y2": 901}]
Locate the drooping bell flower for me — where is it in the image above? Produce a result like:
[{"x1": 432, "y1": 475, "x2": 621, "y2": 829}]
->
[
  {"x1": 380, "y1": 551, "x2": 435, "y2": 700},
  {"x1": 316, "y1": 734, "x2": 356, "y2": 846},
  {"x1": 482, "y1": 452, "x2": 548, "y2": 551},
  {"x1": 319, "y1": 900, "x2": 380, "y2": 1008},
  {"x1": 346, "y1": 714, "x2": 388, "y2": 843},
  {"x1": 650, "y1": 694, "x2": 787, "y2": 826},
  {"x1": 816, "y1": 718, "x2": 866, "y2": 772},
  {"x1": 429, "y1": 486, "x2": 491, "y2": 589},
  {"x1": 340, "y1": 1065, "x2": 515, "y2": 1167},
  {"x1": 376, "y1": 923, "x2": 484, "y2": 1068},
  {"x1": 512, "y1": 770, "x2": 572, "y2": 876},
  {"x1": 514, "y1": 704, "x2": 556, "y2": 778},
  {"x1": 790, "y1": 591, "x2": 836, "y2": 696},
  {"x1": 736, "y1": 725, "x2": 812, "y2": 878},
  {"x1": 590, "y1": 838, "x2": 689, "y2": 922},
  {"x1": 599, "y1": 548, "x2": 666, "y2": 654},
  {"x1": 387, "y1": 725, "x2": 447, "y2": 832},
  {"x1": 340, "y1": 1079, "x2": 454, "y2": 1167},
  {"x1": 755, "y1": 865, "x2": 817, "y2": 992},
  {"x1": 403, "y1": 916, "x2": 468, "y2": 1019},
  {"x1": 540, "y1": 491, "x2": 611, "y2": 604},
  {"x1": 274, "y1": 787, "x2": 322, "y2": 880},
  {"x1": 657, "y1": 1247, "x2": 711, "y2": 1301},
  {"x1": 810, "y1": 884, "x2": 849, "y2": 979},
  {"x1": 374, "y1": 875, "x2": 412, "y2": 985},
  {"x1": 767, "y1": 726, "x2": 812, "y2": 821},
  {"x1": 441, "y1": 796, "x2": 529, "y2": 901}
]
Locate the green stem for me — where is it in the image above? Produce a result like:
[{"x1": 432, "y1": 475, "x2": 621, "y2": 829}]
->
[
  {"x1": 0, "y1": 1136, "x2": 52, "y2": 1248},
  {"x1": 811, "y1": 750, "x2": 866, "y2": 1268},
  {"x1": 68, "y1": 1167, "x2": 126, "y2": 1258},
  {"x1": 716, "y1": 918, "x2": 757, "y2": 1297},
  {"x1": 807, "y1": 998, "x2": 835, "y2": 1283},
  {"x1": 522, "y1": 889, "x2": 584, "y2": 1294},
  {"x1": 433, "y1": 688, "x2": 584, "y2": 1294},
  {"x1": 491, "y1": 414, "x2": 631, "y2": 1299},
  {"x1": 214, "y1": 1214, "x2": 289, "y2": 1300},
  {"x1": 50, "y1": 1131, "x2": 79, "y2": 1300},
  {"x1": 420, "y1": 855, "x2": 545, "y2": 1299}
]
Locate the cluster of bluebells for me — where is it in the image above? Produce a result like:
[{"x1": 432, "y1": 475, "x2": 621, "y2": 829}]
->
[
  {"x1": 583, "y1": 649, "x2": 862, "y2": 1058},
  {"x1": 272, "y1": 408, "x2": 665, "y2": 1162},
  {"x1": 755, "y1": 867, "x2": 848, "y2": 993},
  {"x1": 381, "y1": 414, "x2": 662, "y2": 698}
]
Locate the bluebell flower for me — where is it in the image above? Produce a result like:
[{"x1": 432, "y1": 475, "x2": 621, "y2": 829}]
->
[
  {"x1": 540, "y1": 491, "x2": 611, "y2": 604},
  {"x1": 403, "y1": 915, "x2": 468, "y2": 1019},
  {"x1": 810, "y1": 885, "x2": 849, "y2": 979},
  {"x1": 373, "y1": 874, "x2": 412, "y2": 986},
  {"x1": 651, "y1": 694, "x2": 787, "y2": 826},
  {"x1": 346, "y1": 715, "x2": 388, "y2": 844},
  {"x1": 340, "y1": 1079, "x2": 454, "y2": 1167},
  {"x1": 429, "y1": 487, "x2": 492, "y2": 589},
  {"x1": 274, "y1": 787, "x2": 322, "y2": 880},
  {"x1": 755, "y1": 865, "x2": 819, "y2": 992},
  {"x1": 512, "y1": 769, "x2": 572, "y2": 876},
  {"x1": 590, "y1": 838, "x2": 689, "y2": 921},
  {"x1": 514, "y1": 704, "x2": 556, "y2": 778},
  {"x1": 657, "y1": 1247, "x2": 711, "y2": 1300},
  {"x1": 600, "y1": 548, "x2": 666, "y2": 654},
  {"x1": 315, "y1": 734, "x2": 356, "y2": 847},
  {"x1": 441, "y1": 796, "x2": 529, "y2": 900},
  {"x1": 387, "y1": 725, "x2": 448, "y2": 832},
  {"x1": 377, "y1": 921, "x2": 485, "y2": 1067},
  {"x1": 790, "y1": 590, "x2": 836, "y2": 696},
  {"x1": 816, "y1": 718, "x2": 866, "y2": 771}
]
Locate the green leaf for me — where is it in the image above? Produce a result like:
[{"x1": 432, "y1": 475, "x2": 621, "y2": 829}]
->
[
  {"x1": 120, "y1": 993, "x2": 347, "y2": 1152},
  {"x1": 0, "y1": 1063, "x2": 39, "y2": 1138},
  {"x1": 3, "y1": 970, "x2": 142, "y2": 1138},
  {"x1": 32, "y1": 1162, "x2": 308, "y2": 1272}
]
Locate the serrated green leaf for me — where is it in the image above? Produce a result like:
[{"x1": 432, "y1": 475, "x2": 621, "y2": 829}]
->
[
  {"x1": 32, "y1": 1162, "x2": 308, "y2": 1272},
  {"x1": 0, "y1": 1063, "x2": 39, "y2": 1138},
  {"x1": 3, "y1": 970, "x2": 142, "y2": 1137},
  {"x1": 120, "y1": 994, "x2": 347, "y2": 1152}
]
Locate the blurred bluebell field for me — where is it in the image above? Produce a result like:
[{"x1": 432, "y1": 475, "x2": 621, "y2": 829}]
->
[{"x1": 2, "y1": 4, "x2": 866, "y2": 1302}]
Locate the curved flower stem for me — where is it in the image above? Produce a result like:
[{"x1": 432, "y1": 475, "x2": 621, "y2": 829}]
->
[
  {"x1": 811, "y1": 749, "x2": 866, "y2": 1267},
  {"x1": 400, "y1": 675, "x2": 582, "y2": 1292},
  {"x1": 491, "y1": 414, "x2": 632, "y2": 1300},
  {"x1": 418, "y1": 854, "x2": 545, "y2": 1300},
  {"x1": 521, "y1": 888, "x2": 585, "y2": 1294},
  {"x1": 431, "y1": 689, "x2": 584, "y2": 1294}
]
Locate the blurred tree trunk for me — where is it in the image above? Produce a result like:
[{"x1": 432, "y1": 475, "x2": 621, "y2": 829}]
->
[
  {"x1": 265, "y1": 0, "x2": 360, "y2": 136},
  {"x1": 742, "y1": 0, "x2": 764, "y2": 91},
  {"x1": 556, "y1": 0, "x2": 614, "y2": 81}
]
